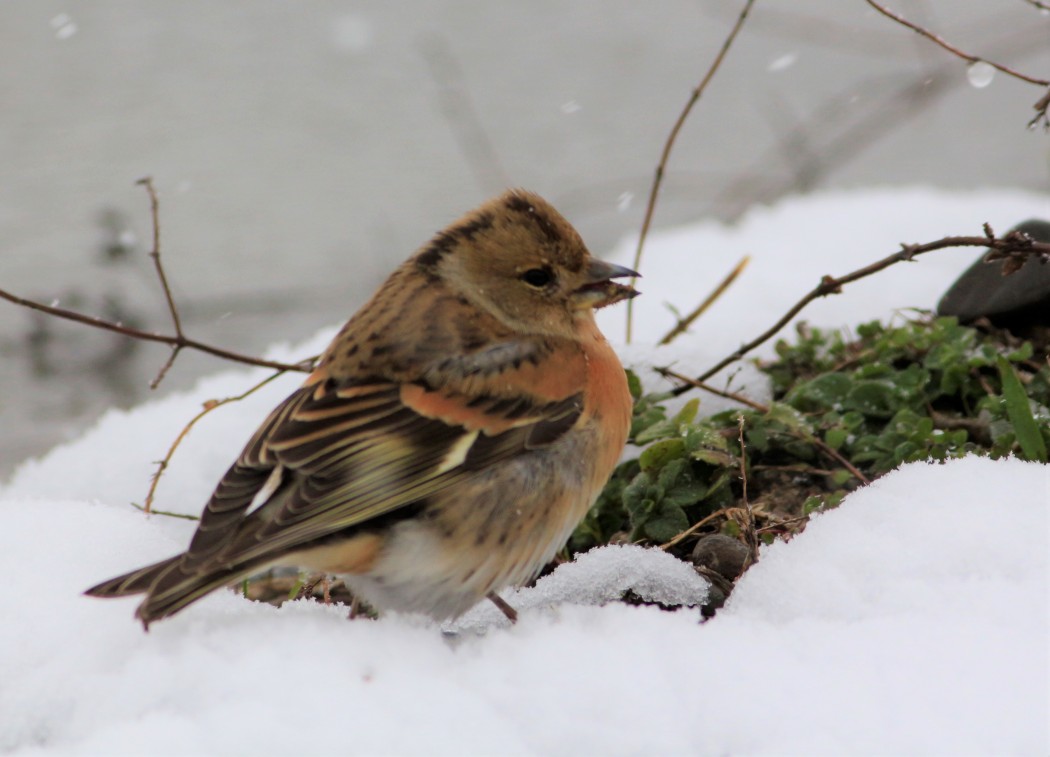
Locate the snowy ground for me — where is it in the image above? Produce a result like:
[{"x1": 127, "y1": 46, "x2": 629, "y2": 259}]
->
[{"x1": 1, "y1": 187, "x2": 1048, "y2": 755}]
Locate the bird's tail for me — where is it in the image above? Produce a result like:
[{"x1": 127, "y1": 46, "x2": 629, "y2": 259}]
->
[{"x1": 85, "y1": 555, "x2": 258, "y2": 629}]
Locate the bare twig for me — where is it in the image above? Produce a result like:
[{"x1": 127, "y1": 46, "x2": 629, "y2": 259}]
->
[
  {"x1": 143, "y1": 369, "x2": 292, "y2": 513},
  {"x1": 655, "y1": 366, "x2": 768, "y2": 411},
  {"x1": 660, "y1": 507, "x2": 732, "y2": 551},
  {"x1": 1031, "y1": 88, "x2": 1050, "y2": 130},
  {"x1": 138, "y1": 178, "x2": 182, "y2": 336},
  {"x1": 810, "y1": 437, "x2": 870, "y2": 485},
  {"x1": 756, "y1": 512, "x2": 811, "y2": 534},
  {"x1": 863, "y1": 0, "x2": 1050, "y2": 127},
  {"x1": 294, "y1": 573, "x2": 327, "y2": 601},
  {"x1": 0, "y1": 287, "x2": 310, "y2": 374},
  {"x1": 1, "y1": 178, "x2": 316, "y2": 379},
  {"x1": 625, "y1": 0, "x2": 756, "y2": 342},
  {"x1": 658, "y1": 256, "x2": 751, "y2": 345},
  {"x1": 129, "y1": 502, "x2": 200, "y2": 521},
  {"x1": 655, "y1": 366, "x2": 871, "y2": 485},
  {"x1": 929, "y1": 408, "x2": 993, "y2": 446},
  {"x1": 136, "y1": 178, "x2": 187, "y2": 388},
  {"x1": 863, "y1": 0, "x2": 1050, "y2": 86},
  {"x1": 670, "y1": 229, "x2": 1050, "y2": 394},
  {"x1": 1021, "y1": 0, "x2": 1050, "y2": 10}
]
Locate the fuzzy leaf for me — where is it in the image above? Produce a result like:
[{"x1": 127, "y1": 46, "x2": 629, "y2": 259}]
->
[
  {"x1": 824, "y1": 427, "x2": 849, "y2": 450},
  {"x1": 639, "y1": 439, "x2": 686, "y2": 471},
  {"x1": 644, "y1": 506, "x2": 690, "y2": 542}
]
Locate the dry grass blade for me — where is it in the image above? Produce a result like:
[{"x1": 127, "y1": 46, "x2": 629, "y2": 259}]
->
[
  {"x1": 659, "y1": 507, "x2": 732, "y2": 551},
  {"x1": 142, "y1": 368, "x2": 294, "y2": 514},
  {"x1": 670, "y1": 231, "x2": 1050, "y2": 395},
  {"x1": 658, "y1": 255, "x2": 751, "y2": 345},
  {"x1": 863, "y1": 0, "x2": 1050, "y2": 127},
  {"x1": 655, "y1": 366, "x2": 767, "y2": 411}
]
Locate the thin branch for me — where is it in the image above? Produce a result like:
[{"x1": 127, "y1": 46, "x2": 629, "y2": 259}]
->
[
  {"x1": 756, "y1": 512, "x2": 811, "y2": 534},
  {"x1": 671, "y1": 229, "x2": 1050, "y2": 395},
  {"x1": 660, "y1": 507, "x2": 732, "y2": 551},
  {"x1": 625, "y1": 0, "x2": 756, "y2": 342},
  {"x1": 864, "y1": 0, "x2": 1049, "y2": 85},
  {"x1": 658, "y1": 255, "x2": 751, "y2": 345},
  {"x1": 655, "y1": 366, "x2": 870, "y2": 483},
  {"x1": 655, "y1": 366, "x2": 768, "y2": 411},
  {"x1": 1021, "y1": 0, "x2": 1050, "y2": 10},
  {"x1": 136, "y1": 177, "x2": 188, "y2": 388},
  {"x1": 138, "y1": 178, "x2": 183, "y2": 336},
  {"x1": 1, "y1": 177, "x2": 315, "y2": 382},
  {"x1": 863, "y1": 0, "x2": 1050, "y2": 127},
  {"x1": 129, "y1": 502, "x2": 200, "y2": 521},
  {"x1": 142, "y1": 369, "x2": 292, "y2": 513},
  {"x1": 294, "y1": 573, "x2": 327, "y2": 601},
  {"x1": 0, "y1": 287, "x2": 310, "y2": 374},
  {"x1": 810, "y1": 436, "x2": 870, "y2": 485}
]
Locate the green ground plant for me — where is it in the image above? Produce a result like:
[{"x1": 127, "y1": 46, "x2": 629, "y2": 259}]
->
[{"x1": 572, "y1": 315, "x2": 1050, "y2": 559}]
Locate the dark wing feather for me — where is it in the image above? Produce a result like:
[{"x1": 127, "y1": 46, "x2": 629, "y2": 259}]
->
[
  {"x1": 179, "y1": 380, "x2": 583, "y2": 574},
  {"x1": 90, "y1": 361, "x2": 585, "y2": 625}
]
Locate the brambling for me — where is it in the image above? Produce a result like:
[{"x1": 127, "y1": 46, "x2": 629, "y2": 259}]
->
[{"x1": 86, "y1": 189, "x2": 639, "y2": 628}]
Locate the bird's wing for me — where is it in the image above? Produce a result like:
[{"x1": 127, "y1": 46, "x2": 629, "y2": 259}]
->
[{"x1": 180, "y1": 340, "x2": 587, "y2": 573}]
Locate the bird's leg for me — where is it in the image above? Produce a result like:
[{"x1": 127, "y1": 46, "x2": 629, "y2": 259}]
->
[{"x1": 487, "y1": 592, "x2": 518, "y2": 623}]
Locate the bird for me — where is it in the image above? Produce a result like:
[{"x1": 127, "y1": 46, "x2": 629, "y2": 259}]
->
[{"x1": 85, "y1": 188, "x2": 639, "y2": 629}]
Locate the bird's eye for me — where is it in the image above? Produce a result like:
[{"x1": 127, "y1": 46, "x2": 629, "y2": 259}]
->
[{"x1": 521, "y1": 267, "x2": 554, "y2": 288}]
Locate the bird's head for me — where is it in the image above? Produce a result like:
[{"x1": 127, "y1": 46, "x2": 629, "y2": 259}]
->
[{"x1": 415, "y1": 189, "x2": 639, "y2": 339}]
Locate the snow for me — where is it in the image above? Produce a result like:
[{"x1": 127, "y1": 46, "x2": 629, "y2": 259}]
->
[
  {"x1": 2, "y1": 187, "x2": 1048, "y2": 755},
  {"x1": 967, "y1": 61, "x2": 996, "y2": 89}
]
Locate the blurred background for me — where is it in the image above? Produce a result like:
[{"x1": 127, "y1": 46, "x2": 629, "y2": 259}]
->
[{"x1": 1, "y1": 0, "x2": 1047, "y2": 478}]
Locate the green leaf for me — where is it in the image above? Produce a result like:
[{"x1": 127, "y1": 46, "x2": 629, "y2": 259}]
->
[
  {"x1": 997, "y1": 356, "x2": 1048, "y2": 462},
  {"x1": 674, "y1": 398, "x2": 700, "y2": 425},
  {"x1": 691, "y1": 448, "x2": 736, "y2": 467},
  {"x1": 824, "y1": 427, "x2": 849, "y2": 450},
  {"x1": 656, "y1": 458, "x2": 690, "y2": 491},
  {"x1": 847, "y1": 380, "x2": 900, "y2": 418},
  {"x1": 787, "y1": 372, "x2": 851, "y2": 412},
  {"x1": 1006, "y1": 341, "x2": 1034, "y2": 362},
  {"x1": 765, "y1": 402, "x2": 812, "y2": 433},
  {"x1": 622, "y1": 471, "x2": 655, "y2": 515},
  {"x1": 626, "y1": 369, "x2": 642, "y2": 400},
  {"x1": 635, "y1": 417, "x2": 681, "y2": 444},
  {"x1": 639, "y1": 439, "x2": 686, "y2": 471},
  {"x1": 644, "y1": 507, "x2": 690, "y2": 543},
  {"x1": 830, "y1": 468, "x2": 854, "y2": 487},
  {"x1": 663, "y1": 479, "x2": 708, "y2": 508}
]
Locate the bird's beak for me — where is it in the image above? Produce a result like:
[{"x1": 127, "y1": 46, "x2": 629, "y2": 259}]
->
[{"x1": 572, "y1": 259, "x2": 641, "y2": 310}]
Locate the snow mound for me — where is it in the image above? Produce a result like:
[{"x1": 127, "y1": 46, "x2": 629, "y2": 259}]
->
[
  {"x1": 453, "y1": 544, "x2": 710, "y2": 632},
  {"x1": 1, "y1": 188, "x2": 1048, "y2": 755}
]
